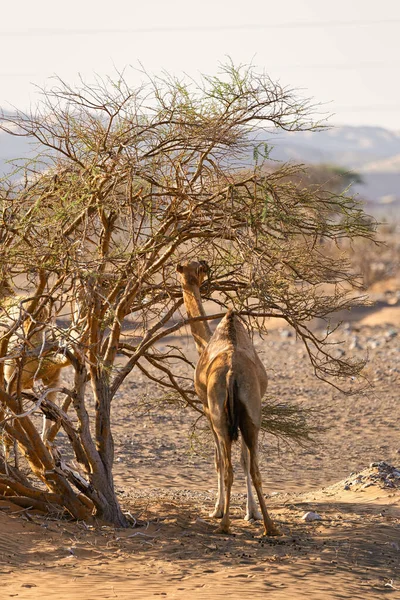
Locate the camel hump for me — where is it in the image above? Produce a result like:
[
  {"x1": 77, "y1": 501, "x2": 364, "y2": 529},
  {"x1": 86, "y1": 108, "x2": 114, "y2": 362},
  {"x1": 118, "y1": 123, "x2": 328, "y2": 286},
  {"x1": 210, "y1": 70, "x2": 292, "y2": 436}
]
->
[
  {"x1": 214, "y1": 311, "x2": 257, "y2": 357},
  {"x1": 211, "y1": 310, "x2": 237, "y2": 346},
  {"x1": 224, "y1": 310, "x2": 237, "y2": 344}
]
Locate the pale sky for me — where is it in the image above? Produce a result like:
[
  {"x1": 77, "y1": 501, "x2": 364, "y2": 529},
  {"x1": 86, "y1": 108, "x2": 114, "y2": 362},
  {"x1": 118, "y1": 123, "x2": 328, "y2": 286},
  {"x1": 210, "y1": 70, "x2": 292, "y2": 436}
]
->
[{"x1": 1, "y1": 0, "x2": 400, "y2": 130}]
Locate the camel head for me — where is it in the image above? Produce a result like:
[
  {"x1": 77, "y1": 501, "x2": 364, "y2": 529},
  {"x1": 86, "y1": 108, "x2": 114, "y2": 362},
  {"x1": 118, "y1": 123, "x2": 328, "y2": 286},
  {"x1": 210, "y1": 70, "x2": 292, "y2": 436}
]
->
[{"x1": 176, "y1": 260, "x2": 209, "y2": 288}]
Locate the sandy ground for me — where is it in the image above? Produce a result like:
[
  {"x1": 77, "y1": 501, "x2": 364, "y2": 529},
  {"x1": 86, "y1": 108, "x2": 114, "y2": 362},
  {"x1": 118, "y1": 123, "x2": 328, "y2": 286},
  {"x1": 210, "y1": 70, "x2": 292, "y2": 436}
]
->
[{"x1": 1, "y1": 301, "x2": 400, "y2": 599}]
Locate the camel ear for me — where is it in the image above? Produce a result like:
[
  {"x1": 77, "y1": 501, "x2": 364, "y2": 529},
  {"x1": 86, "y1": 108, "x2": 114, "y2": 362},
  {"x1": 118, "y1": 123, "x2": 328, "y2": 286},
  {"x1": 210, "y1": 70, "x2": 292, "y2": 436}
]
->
[{"x1": 176, "y1": 264, "x2": 184, "y2": 274}]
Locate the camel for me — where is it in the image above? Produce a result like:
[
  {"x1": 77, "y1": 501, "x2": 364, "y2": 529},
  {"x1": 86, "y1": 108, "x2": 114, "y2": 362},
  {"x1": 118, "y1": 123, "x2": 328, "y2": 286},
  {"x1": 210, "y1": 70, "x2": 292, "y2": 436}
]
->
[
  {"x1": 0, "y1": 281, "x2": 70, "y2": 443},
  {"x1": 177, "y1": 261, "x2": 280, "y2": 536}
]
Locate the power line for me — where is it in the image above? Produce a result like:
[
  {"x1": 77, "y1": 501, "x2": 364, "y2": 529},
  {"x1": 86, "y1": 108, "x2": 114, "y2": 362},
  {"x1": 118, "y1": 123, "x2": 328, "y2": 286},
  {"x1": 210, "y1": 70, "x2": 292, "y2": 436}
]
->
[
  {"x1": 1, "y1": 19, "x2": 400, "y2": 36},
  {"x1": 3, "y1": 61, "x2": 400, "y2": 78},
  {"x1": 334, "y1": 105, "x2": 400, "y2": 112}
]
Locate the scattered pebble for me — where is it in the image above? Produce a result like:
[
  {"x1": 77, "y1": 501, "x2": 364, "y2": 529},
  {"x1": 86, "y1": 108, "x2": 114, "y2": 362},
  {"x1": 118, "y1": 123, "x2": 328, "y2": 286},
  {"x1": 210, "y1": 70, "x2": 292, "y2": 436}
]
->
[
  {"x1": 385, "y1": 329, "x2": 398, "y2": 340},
  {"x1": 340, "y1": 462, "x2": 400, "y2": 492},
  {"x1": 349, "y1": 336, "x2": 362, "y2": 350},
  {"x1": 367, "y1": 339, "x2": 381, "y2": 349},
  {"x1": 280, "y1": 329, "x2": 293, "y2": 338},
  {"x1": 302, "y1": 511, "x2": 322, "y2": 522}
]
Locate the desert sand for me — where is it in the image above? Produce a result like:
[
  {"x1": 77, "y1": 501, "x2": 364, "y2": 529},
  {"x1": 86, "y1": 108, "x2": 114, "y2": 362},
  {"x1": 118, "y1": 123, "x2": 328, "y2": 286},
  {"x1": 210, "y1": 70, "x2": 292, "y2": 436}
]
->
[{"x1": 1, "y1": 302, "x2": 399, "y2": 599}]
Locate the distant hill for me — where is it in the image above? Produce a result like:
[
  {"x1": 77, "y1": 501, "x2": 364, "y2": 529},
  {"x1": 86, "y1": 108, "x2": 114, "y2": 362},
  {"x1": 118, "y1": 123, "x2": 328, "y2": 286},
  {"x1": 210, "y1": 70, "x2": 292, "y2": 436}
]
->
[
  {"x1": 1, "y1": 117, "x2": 399, "y2": 214},
  {"x1": 266, "y1": 125, "x2": 400, "y2": 168},
  {"x1": 0, "y1": 128, "x2": 34, "y2": 176},
  {"x1": 361, "y1": 154, "x2": 400, "y2": 173},
  {"x1": 263, "y1": 125, "x2": 400, "y2": 215}
]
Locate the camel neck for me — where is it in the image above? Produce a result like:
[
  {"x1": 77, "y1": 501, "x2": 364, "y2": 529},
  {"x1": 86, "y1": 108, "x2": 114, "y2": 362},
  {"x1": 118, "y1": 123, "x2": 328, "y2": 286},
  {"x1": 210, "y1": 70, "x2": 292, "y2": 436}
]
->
[{"x1": 181, "y1": 283, "x2": 212, "y2": 355}]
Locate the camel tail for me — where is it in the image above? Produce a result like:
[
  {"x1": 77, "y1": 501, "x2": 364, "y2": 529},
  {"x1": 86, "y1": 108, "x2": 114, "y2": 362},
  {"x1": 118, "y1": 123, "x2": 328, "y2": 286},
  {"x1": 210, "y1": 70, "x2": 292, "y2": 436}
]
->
[{"x1": 225, "y1": 369, "x2": 239, "y2": 442}]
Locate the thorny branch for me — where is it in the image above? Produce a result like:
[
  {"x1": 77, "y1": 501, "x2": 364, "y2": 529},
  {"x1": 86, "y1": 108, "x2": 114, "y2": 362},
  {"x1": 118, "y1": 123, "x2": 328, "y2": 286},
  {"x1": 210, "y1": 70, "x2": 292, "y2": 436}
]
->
[{"x1": 0, "y1": 62, "x2": 376, "y2": 524}]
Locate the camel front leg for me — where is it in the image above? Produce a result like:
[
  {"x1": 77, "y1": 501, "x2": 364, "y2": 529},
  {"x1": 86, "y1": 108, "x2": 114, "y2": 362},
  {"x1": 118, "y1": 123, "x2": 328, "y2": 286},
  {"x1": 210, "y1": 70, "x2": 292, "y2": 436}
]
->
[
  {"x1": 240, "y1": 437, "x2": 262, "y2": 521},
  {"x1": 209, "y1": 423, "x2": 225, "y2": 518}
]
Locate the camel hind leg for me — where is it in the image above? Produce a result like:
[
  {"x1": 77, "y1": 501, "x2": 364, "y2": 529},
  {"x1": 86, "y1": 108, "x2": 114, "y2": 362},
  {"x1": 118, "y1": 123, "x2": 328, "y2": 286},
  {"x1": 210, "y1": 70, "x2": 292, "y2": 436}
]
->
[
  {"x1": 214, "y1": 434, "x2": 233, "y2": 534},
  {"x1": 240, "y1": 437, "x2": 262, "y2": 521},
  {"x1": 209, "y1": 423, "x2": 225, "y2": 519},
  {"x1": 240, "y1": 415, "x2": 280, "y2": 536},
  {"x1": 249, "y1": 441, "x2": 280, "y2": 536}
]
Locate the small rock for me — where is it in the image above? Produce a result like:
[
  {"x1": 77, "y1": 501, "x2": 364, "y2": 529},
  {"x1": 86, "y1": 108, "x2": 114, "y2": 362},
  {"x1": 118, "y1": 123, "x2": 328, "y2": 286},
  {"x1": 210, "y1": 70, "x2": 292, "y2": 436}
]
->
[
  {"x1": 349, "y1": 336, "x2": 362, "y2": 350},
  {"x1": 302, "y1": 511, "x2": 322, "y2": 522},
  {"x1": 367, "y1": 339, "x2": 380, "y2": 349},
  {"x1": 391, "y1": 542, "x2": 399, "y2": 551},
  {"x1": 344, "y1": 484, "x2": 351, "y2": 491},
  {"x1": 280, "y1": 329, "x2": 293, "y2": 338},
  {"x1": 385, "y1": 329, "x2": 398, "y2": 340}
]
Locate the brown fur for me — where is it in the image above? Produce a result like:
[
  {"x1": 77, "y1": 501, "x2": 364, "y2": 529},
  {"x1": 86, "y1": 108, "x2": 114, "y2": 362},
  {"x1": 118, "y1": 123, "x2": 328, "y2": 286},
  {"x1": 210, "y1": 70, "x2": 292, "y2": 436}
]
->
[{"x1": 177, "y1": 261, "x2": 280, "y2": 536}]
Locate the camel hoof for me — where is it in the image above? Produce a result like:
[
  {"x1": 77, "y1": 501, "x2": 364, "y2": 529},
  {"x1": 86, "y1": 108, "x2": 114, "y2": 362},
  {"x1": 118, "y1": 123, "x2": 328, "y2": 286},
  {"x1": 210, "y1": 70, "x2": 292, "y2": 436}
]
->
[
  {"x1": 209, "y1": 508, "x2": 224, "y2": 519},
  {"x1": 245, "y1": 510, "x2": 262, "y2": 522},
  {"x1": 263, "y1": 526, "x2": 282, "y2": 537},
  {"x1": 215, "y1": 525, "x2": 231, "y2": 535}
]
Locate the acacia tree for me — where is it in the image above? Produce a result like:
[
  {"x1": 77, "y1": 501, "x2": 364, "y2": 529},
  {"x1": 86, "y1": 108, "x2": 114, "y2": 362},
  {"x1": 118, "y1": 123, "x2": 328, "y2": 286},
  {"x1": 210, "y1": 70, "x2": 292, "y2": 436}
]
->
[{"x1": 0, "y1": 64, "x2": 375, "y2": 526}]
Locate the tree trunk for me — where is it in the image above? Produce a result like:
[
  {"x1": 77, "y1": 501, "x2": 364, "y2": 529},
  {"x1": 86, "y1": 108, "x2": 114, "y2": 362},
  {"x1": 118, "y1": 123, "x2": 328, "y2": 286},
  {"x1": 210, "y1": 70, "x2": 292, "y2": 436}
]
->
[
  {"x1": 90, "y1": 472, "x2": 129, "y2": 527},
  {"x1": 90, "y1": 373, "x2": 129, "y2": 527}
]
